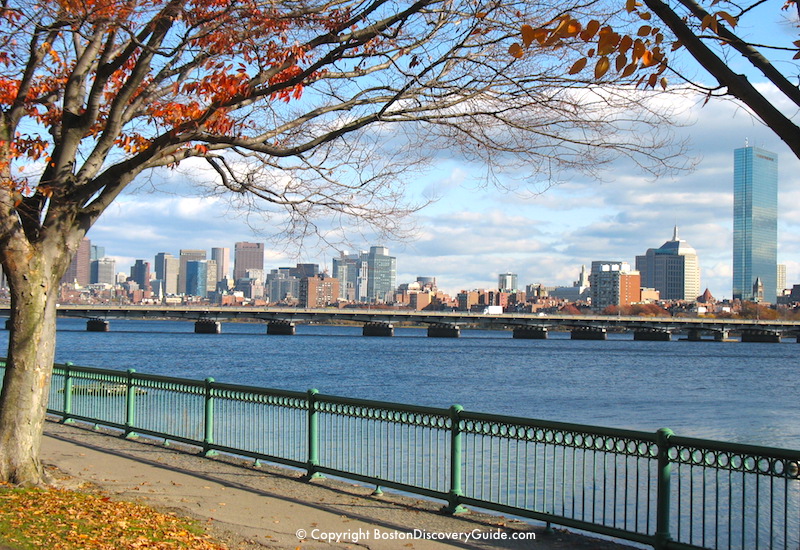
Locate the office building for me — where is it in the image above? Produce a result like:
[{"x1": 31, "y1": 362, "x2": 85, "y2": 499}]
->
[
  {"x1": 178, "y1": 249, "x2": 206, "y2": 294},
  {"x1": 211, "y1": 247, "x2": 230, "y2": 282},
  {"x1": 332, "y1": 252, "x2": 355, "y2": 301},
  {"x1": 292, "y1": 264, "x2": 319, "y2": 278},
  {"x1": 266, "y1": 267, "x2": 298, "y2": 302},
  {"x1": 635, "y1": 227, "x2": 701, "y2": 301},
  {"x1": 90, "y1": 257, "x2": 116, "y2": 285},
  {"x1": 365, "y1": 246, "x2": 396, "y2": 303},
  {"x1": 206, "y1": 259, "x2": 218, "y2": 296},
  {"x1": 62, "y1": 237, "x2": 91, "y2": 286},
  {"x1": 154, "y1": 252, "x2": 180, "y2": 295},
  {"x1": 733, "y1": 145, "x2": 778, "y2": 303},
  {"x1": 185, "y1": 260, "x2": 208, "y2": 297},
  {"x1": 234, "y1": 242, "x2": 265, "y2": 282},
  {"x1": 130, "y1": 260, "x2": 151, "y2": 291},
  {"x1": 590, "y1": 261, "x2": 641, "y2": 311},
  {"x1": 165, "y1": 256, "x2": 180, "y2": 295},
  {"x1": 498, "y1": 272, "x2": 518, "y2": 293},
  {"x1": 300, "y1": 274, "x2": 340, "y2": 308}
]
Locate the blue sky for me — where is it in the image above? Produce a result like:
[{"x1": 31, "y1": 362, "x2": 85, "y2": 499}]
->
[{"x1": 89, "y1": 9, "x2": 800, "y2": 300}]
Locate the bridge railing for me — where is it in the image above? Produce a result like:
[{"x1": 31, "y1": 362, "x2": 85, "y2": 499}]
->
[{"x1": 2, "y1": 359, "x2": 799, "y2": 550}]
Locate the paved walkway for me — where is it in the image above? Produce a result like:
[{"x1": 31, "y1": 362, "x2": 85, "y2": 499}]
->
[{"x1": 40, "y1": 421, "x2": 640, "y2": 550}]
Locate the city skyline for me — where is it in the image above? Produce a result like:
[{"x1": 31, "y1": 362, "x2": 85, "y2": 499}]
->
[{"x1": 87, "y1": 87, "x2": 800, "y2": 299}]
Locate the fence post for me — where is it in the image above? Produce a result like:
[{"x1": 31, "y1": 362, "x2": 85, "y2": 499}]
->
[
  {"x1": 202, "y1": 377, "x2": 217, "y2": 456},
  {"x1": 61, "y1": 362, "x2": 74, "y2": 424},
  {"x1": 655, "y1": 427, "x2": 674, "y2": 550},
  {"x1": 124, "y1": 369, "x2": 138, "y2": 439},
  {"x1": 305, "y1": 388, "x2": 324, "y2": 480},
  {"x1": 443, "y1": 404, "x2": 466, "y2": 514}
]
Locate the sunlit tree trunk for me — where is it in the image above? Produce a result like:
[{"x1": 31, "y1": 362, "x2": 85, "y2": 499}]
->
[{"x1": 0, "y1": 237, "x2": 73, "y2": 486}]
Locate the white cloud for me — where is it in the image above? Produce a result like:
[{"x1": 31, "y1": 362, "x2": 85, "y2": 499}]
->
[{"x1": 87, "y1": 86, "x2": 800, "y2": 299}]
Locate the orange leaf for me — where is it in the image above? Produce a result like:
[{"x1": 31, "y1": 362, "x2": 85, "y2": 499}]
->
[
  {"x1": 580, "y1": 20, "x2": 601, "y2": 41},
  {"x1": 700, "y1": 14, "x2": 718, "y2": 33},
  {"x1": 595, "y1": 56, "x2": 610, "y2": 79},
  {"x1": 621, "y1": 62, "x2": 638, "y2": 78},
  {"x1": 615, "y1": 53, "x2": 627, "y2": 72},
  {"x1": 632, "y1": 39, "x2": 646, "y2": 61},
  {"x1": 660, "y1": 77, "x2": 668, "y2": 90},
  {"x1": 509, "y1": 43, "x2": 524, "y2": 58},
  {"x1": 625, "y1": 0, "x2": 640, "y2": 13},
  {"x1": 716, "y1": 10, "x2": 737, "y2": 28},
  {"x1": 637, "y1": 25, "x2": 652, "y2": 36},
  {"x1": 597, "y1": 28, "x2": 621, "y2": 56},
  {"x1": 569, "y1": 57, "x2": 588, "y2": 74},
  {"x1": 521, "y1": 24, "x2": 536, "y2": 47},
  {"x1": 639, "y1": 12, "x2": 652, "y2": 20}
]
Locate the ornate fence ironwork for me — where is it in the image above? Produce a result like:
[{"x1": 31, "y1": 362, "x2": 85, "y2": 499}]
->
[{"x1": 2, "y1": 359, "x2": 798, "y2": 550}]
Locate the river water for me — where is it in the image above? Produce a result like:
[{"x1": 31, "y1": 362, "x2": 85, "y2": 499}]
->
[{"x1": 8, "y1": 317, "x2": 799, "y2": 450}]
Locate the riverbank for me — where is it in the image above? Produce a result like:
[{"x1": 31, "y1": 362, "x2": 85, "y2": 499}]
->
[{"x1": 40, "y1": 420, "x2": 639, "y2": 549}]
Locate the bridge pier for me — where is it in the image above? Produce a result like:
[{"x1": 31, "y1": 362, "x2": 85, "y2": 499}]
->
[
  {"x1": 740, "y1": 329, "x2": 781, "y2": 343},
  {"x1": 86, "y1": 318, "x2": 110, "y2": 332},
  {"x1": 633, "y1": 328, "x2": 671, "y2": 341},
  {"x1": 267, "y1": 320, "x2": 296, "y2": 335},
  {"x1": 570, "y1": 327, "x2": 606, "y2": 340},
  {"x1": 194, "y1": 320, "x2": 221, "y2": 334},
  {"x1": 427, "y1": 324, "x2": 460, "y2": 338},
  {"x1": 687, "y1": 329, "x2": 728, "y2": 341},
  {"x1": 362, "y1": 322, "x2": 394, "y2": 337},
  {"x1": 512, "y1": 327, "x2": 548, "y2": 339}
]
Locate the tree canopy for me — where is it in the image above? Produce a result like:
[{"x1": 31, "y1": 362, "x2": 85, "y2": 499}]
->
[
  {"x1": 0, "y1": 0, "x2": 688, "y2": 249},
  {"x1": 511, "y1": 0, "x2": 800, "y2": 159}
]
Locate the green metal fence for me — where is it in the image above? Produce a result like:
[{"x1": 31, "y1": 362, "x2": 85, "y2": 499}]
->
[{"x1": 2, "y1": 360, "x2": 799, "y2": 550}]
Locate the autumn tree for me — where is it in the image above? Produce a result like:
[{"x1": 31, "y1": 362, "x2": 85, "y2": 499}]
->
[
  {"x1": 0, "y1": 0, "x2": 686, "y2": 485},
  {"x1": 511, "y1": 0, "x2": 800, "y2": 159}
]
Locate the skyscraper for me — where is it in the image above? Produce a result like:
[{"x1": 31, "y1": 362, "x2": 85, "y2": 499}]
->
[
  {"x1": 211, "y1": 247, "x2": 230, "y2": 282},
  {"x1": 130, "y1": 260, "x2": 151, "y2": 291},
  {"x1": 90, "y1": 257, "x2": 116, "y2": 285},
  {"x1": 365, "y1": 246, "x2": 396, "y2": 303},
  {"x1": 178, "y1": 249, "x2": 206, "y2": 294},
  {"x1": 331, "y1": 252, "x2": 354, "y2": 301},
  {"x1": 185, "y1": 260, "x2": 208, "y2": 297},
  {"x1": 61, "y1": 237, "x2": 91, "y2": 286},
  {"x1": 733, "y1": 146, "x2": 778, "y2": 303},
  {"x1": 233, "y1": 242, "x2": 265, "y2": 282},
  {"x1": 635, "y1": 227, "x2": 700, "y2": 301},
  {"x1": 158, "y1": 254, "x2": 180, "y2": 295}
]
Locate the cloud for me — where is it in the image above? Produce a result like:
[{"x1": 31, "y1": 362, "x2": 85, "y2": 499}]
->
[{"x1": 87, "y1": 85, "x2": 800, "y2": 299}]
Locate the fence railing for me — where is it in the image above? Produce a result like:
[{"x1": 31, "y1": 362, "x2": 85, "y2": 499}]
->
[{"x1": 3, "y1": 360, "x2": 799, "y2": 550}]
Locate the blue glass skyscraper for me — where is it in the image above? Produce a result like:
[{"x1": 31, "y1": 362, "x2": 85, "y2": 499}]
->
[{"x1": 733, "y1": 146, "x2": 778, "y2": 302}]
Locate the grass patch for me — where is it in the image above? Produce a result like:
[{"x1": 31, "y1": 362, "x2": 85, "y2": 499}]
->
[{"x1": 0, "y1": 484, "x2": 226, "y2": 549}]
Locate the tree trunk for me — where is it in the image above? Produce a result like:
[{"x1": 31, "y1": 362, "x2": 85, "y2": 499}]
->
[{"x1": 0, "y1": 251, "x2": 62, "y2": 486}]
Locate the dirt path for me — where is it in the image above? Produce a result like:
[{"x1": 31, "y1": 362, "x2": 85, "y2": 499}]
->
[{"x1": 41, "y1": 421, "x2": 642, "y2": 550}]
